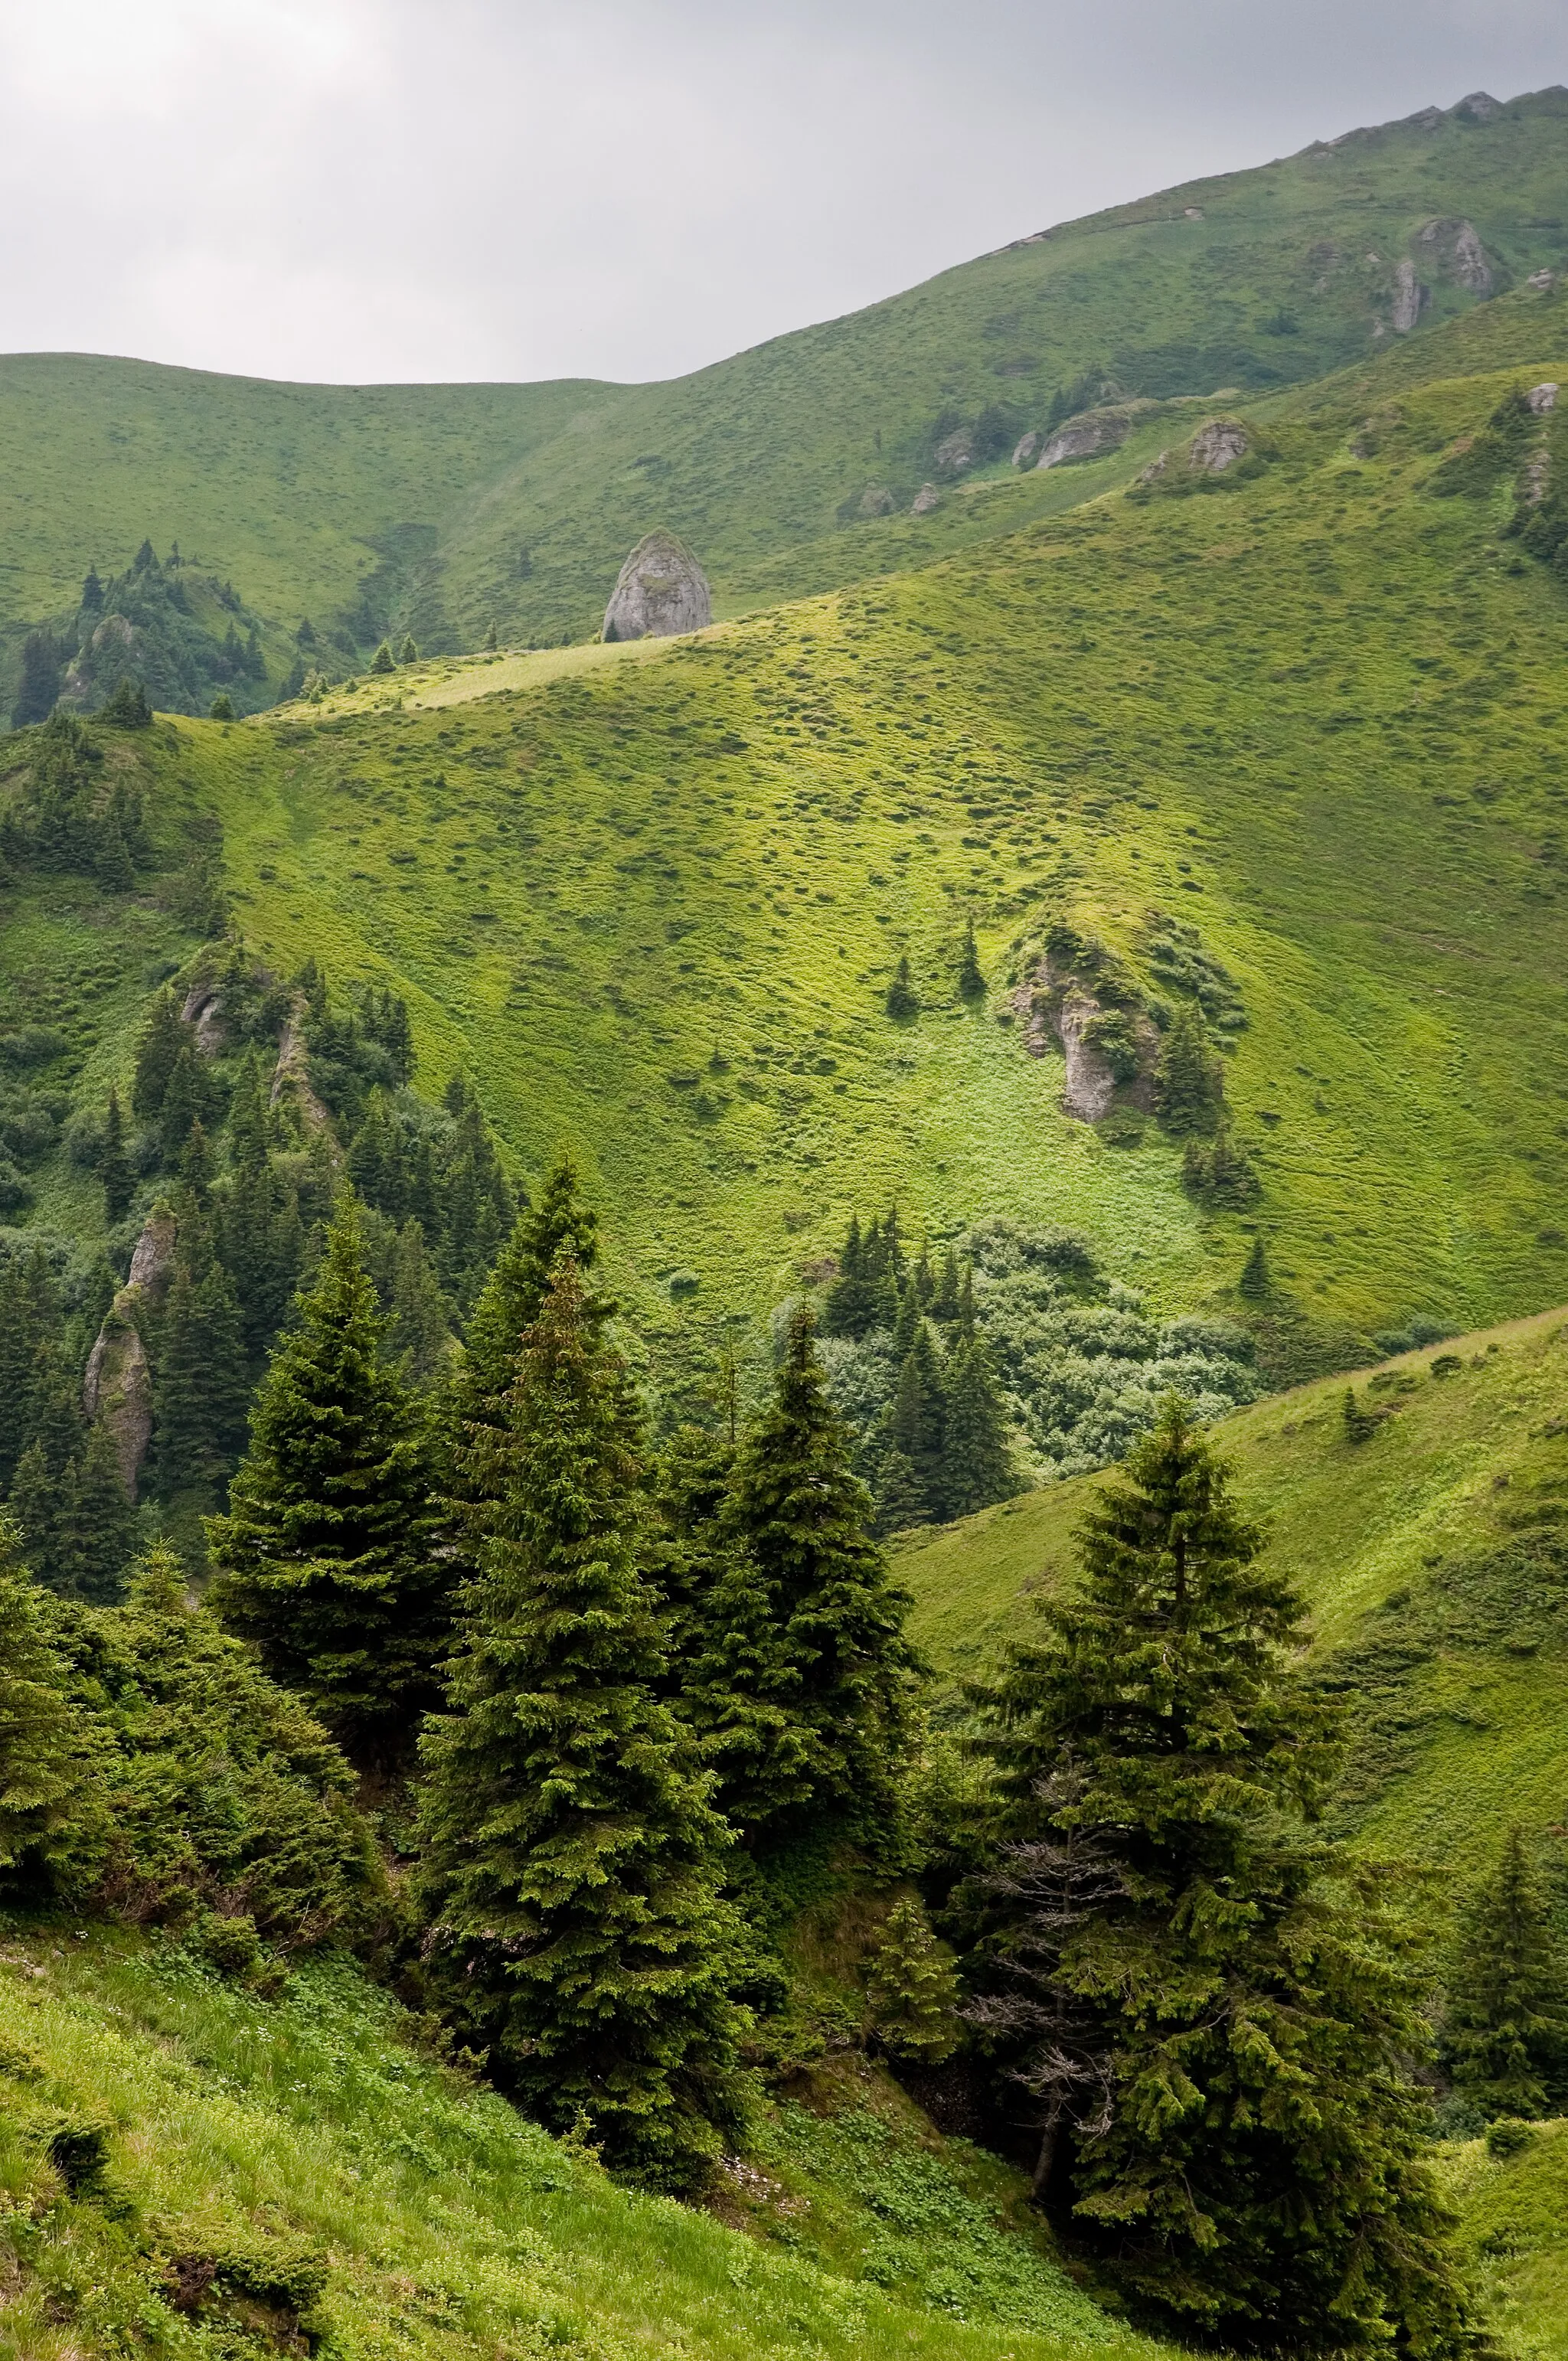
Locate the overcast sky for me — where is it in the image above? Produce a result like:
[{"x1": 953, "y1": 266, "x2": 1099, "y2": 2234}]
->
[{"x1": 0, "y1": 0, "x2": 1563, "y2": 388}]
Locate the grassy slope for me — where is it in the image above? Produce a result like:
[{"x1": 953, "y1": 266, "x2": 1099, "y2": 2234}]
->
[
  {"x1": 11, "y1": 289, "x2": 1568, "y2": 1384},
  {"x1": 1439, "y1": 2118, "x2": 1568, "y2": 2361},
  {"x1": 5, "y1": 92, "x2": 1568, "y2": 658},
  {"x1": 0, "y1": 1928, "x2": 1142, "y2": 2361},
  {"x1": 895, "y1": 1305, "x2": 1568, "y2": 1875}
]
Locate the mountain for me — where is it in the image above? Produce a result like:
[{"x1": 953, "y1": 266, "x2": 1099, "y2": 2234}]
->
[{"x1": 4, "y1": 86, "x2": 1568, "y2": 697}]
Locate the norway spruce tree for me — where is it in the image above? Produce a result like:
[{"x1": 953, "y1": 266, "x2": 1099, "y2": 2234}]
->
[
  {"x1": 689, "y1": 1305, "x2": 920, "y2": 1853},
  {"x1": 453, "y1": 1152, "x2": 596, "y2": 1444},
  {"x1": 100, "y1": 1088, "x2": 135, "y2": 1223},
  {"x1": 207, "y1": 1198, "x2": 444, "y2": 1765},
  {"x1": 1444, "y1": 1826, "x2": 1568, "y2": 2120},
  {"x1": 418, "y1": 1257, "x2": 747, "y2": 2192},
  {"x1": 940, "y1": 1331, "x2": 1017, "y2": 1518},
  {"x1": 0, "y1": 1517, "x2": 85, "y2": 1885},
  {"x1": 965, "y1": 1396, "x2": 1471, "y2": 2356}
]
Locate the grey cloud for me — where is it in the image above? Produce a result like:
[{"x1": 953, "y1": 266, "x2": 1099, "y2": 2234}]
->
[{"x1": 0, "y1": 0, "x2": 1562, "y2": 385}]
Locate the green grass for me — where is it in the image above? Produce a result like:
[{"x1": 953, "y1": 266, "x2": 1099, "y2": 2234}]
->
[
  {"x1": 6, "y1": 90, "x2": 1568, "y2": 665},
  {"x1": 1437, "y1": 2120, "x2": 1568, "y2": 2360},
  {"x1": 13, "y1": 289, "x2": 1568, "y2": 1380},
  {"x1": 0, "y1": 1924, "x2": 1145, "y2": 2361},
  {"x1": 893, "y1": 1305, "x2": 1568, "y2": 1881}
]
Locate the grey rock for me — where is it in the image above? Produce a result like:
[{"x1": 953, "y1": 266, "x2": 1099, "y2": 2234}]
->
[
  {"x1": 82, "y1": 1203, "x2": 179, "y2": 1499},
  {"x1": 1527, "y1": 382, "x2": 1560, "y2": 415},
  {"x1": 271, "y1": 1006, "x2": 335, "y2": 1134},
  {"x1": 933, "y1": 428, "x2": 975, "y2": 475},
  {"x1": 181, "y1": 981, "x2": 225, "y2": 1056},
  {"x1": 1190, "y1": 420, "x2": 1250, "y2": 474},
  {"x1": 1011, "y1": 431, "x2": 1040, "y2": 469},
  {"x1": 911, "y1": 483, "x2": 940, "y2": 514},
  {"x1": 602, "y1": 530, "x2": 711, "y2": 642},
  {"x1": 1417, "y1": 217, "x2": 1493, "y2": 296},
  {"x1": 1037, "y1": 410, "x2": 1128, "y2": 471},
  {"x1": 1390, "y1": 260, "x2": 1427, "y2": 334},
  {"x1": 1530, "y1": 270, "x2": 1557, "y2": 291},
  {"x1": 1452, "y1": 91, "x2": 1501, "y2": 122}
]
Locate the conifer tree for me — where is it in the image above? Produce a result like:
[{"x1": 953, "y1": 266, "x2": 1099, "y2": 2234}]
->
[
  {"x1": 867, "y1": 1895, "x2": 961, "y2": 2061},
  {"x1": 132, "y1": 988, "x2": 188, "y2": 1118},
  {"x1": 387, "y1": 1219, "x2": 452, "y2": 1380},
  {"x1": 418, "y1": 1257, "x2": 748, "y2": 2192},
  {"x1": 957, "y1": 916, "x2": 985, "y2": 1000},
  {"x1": 821, "y1": 1213, "x2": 870, "y2": 1338},
  {"x1": 965, "y1": 1397, "x2": 1471, "y2": 2354},
  {"x1": 73, "y1": 1419, "x2": 136, "y2": 1603},
  {"x1": 940, "y1": 1331, "x2": 1017, "y2": 1519},
  {"x1": 0, "y1": 1262, "x2": 44, "y2": 1491},
  {"x1": 100, "y1": 1087, "x2": 135, "y2": 1223},
  {"x1": 932, "y1": 1245, "x2": 962, "y2": 1321},
  {"x1": 371, "y1": 640, "x2": 394, "y2": 674},
  {"x1": 1155, "y1": 1005, "x2": 1222, "y2": 1135},
  {"x1": 453, "y1": 1153, "x2": 593, "y2": 1445},
  {"x1": 398, "y1": 634, "x2": 419, "y2": 665},
  {"x1": 1445, "y1": 1827, "x2": 1568, "y2": 2120},
  {"x1": 688, "y1": 1306, "x2": 920, "y2": 1852},
  {"x1": 0, "y1": 1517, "x2": 84, "y2": 1884},
  {"x1": 208, "y1": 1200, "x2": 444, "y2": 1764},
  {"x1": 885, "y1": 954, "x2": 919, "y2": 1020}
]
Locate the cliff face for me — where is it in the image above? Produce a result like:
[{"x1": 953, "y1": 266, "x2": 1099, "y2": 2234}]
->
[{"x1": 82, "y1": 1203, "x2": 178, "y2": 1499}]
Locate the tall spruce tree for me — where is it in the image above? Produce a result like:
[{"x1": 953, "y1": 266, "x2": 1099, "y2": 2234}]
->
[
  {"x1": 0, "y1": 1517, "x2": 85, "y2": 1886},
  {"x1": 1155, "y1": 1006, "x2": 1223, "y2": 1135},
  {"x1": 207, "y1": 1199, "x2": 444, "y2": 1764},
  {"x1": 964, "y1": 1397, "x2": 1471, "y2": 2355},
  {"x1": 939, "y1": 1331, "x2": 1017, "y2": 1519},
  {"x1": 1444, "y1": 1826, "x2": 1568, "y2": 2121},
  {"x1": 132, "y1": 988, "x2": 188, "y2": 1120},
  {"x1": 688, "y1": 1306, "x2": 920, "y2": 1853},
  {"x1": 101, "y1": 1088, "x2": 135, "y2": 1223},
  {"x1": 418, "y1": 1256, "x2": 748, "y2": 2192}
]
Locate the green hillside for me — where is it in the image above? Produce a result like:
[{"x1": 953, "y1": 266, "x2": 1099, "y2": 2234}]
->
[
  {"x1": 0, "y1": 1927, "x2": 1142, "y2": 2361},
  {"x1": 5, "y1": 86, "x2": 1568, "y2": 687},
  {"x1": 895, "y1": 1306, "x2": 1568, "y2": 1878},
  {"x1": 11, "y1": 282, "x2": 1568, "y2": 1384}
]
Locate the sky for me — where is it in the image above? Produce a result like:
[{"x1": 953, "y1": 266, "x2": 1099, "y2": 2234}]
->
[{"x1": 0, "y1": 0, "x2": 1563, "y2": 389}]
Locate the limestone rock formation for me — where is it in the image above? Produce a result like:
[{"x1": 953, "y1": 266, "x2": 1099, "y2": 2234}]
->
[
  {"x1": 1452, "y1": 92, "x2": 1501, "y2": 124},
  {"x1": 1390, "y1": 260, "x2": 1427, "y2": 334},
  {"x1": 1528, "y1": 383, "x2": 1559, "y2": 415},
  {"x1": 83, "y1": 1203, "x2": 178, "y2": 1499},
  {"x1": 270, "y1": 1004, "x2": 334, "y2": 1133},
  {"x1": 1530, "y1": 270, "x2": 1557, "y2": 292},
  {"x1": 1011, "y1": 431, "x2": 1040, "y2": 469},
  {"x1": 1190, "y1": 420, "x2": 1250, "y2": 475},
  {"x1": 1037, "y1": 411, "x2": 1128, "y2": 471},
  {"x1": 602, "y1": 531, "x2": 711, "y2": 642},
  {"x1": 1418, "y1": 217, "x2": 1494, "y2": 296},
  {"x1": 181, "y1": 979, "x2": 225, "y2": 1056},
  {"x1": 910, "y1": 483, "x2": 940, "y2": 514},
  {"x1": 933, "y1": 428, "x2": 975, "y2": 476}
]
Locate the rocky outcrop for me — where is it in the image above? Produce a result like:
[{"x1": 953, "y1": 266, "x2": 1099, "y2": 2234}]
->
[
  {"x1": 1528, "y1": 382, "x2": 1560, "y2": 415},
  {"x1": 1418, "y1": 217, "x2": 1494, "y2": 296},
  {"x1": 910, "y1": 483, "x2": 940, "y2": 514},
  {"x1": 1011, "y1": 958, "x2": 1157, "y2": 1123},
  {"x1": 933, "y1": 428, "x2": 975, "y2": 475},
  {"x1": 270, "y1": 1007, "x2": 333, "y2": 1133},
  {"x1": 1530, "y1": 270, "x2": 1557, "y2": 292},
  {"x1": 858, "y1": 485, "x2": 895, "y2": 517},
  {"x1": 1011, "y1": 431, "x2": 1040, "y2": 469},
  {"x1": 181, "y1": 980, "x2": 225, "y2": 1056},
  {"x1": 1190, "y1": 420, "x2": 1250, "y2": 475},
  {"x1": 82, "y1": 1203, "x2": 178, "y2": 1500},
  {"x1": 1037, "y1": 411, "x2": 1129, "y2": 471},
  {"x1": 1053, "y1": 991, "x2": 1120, "y2": 1120},
  {"x1": 1390, "y1": 260, "x2": 1427, "y2": 334},
  {"x1": 602, "y1": 531, "x2": 711, "y2": 642},
  {"x1": 1453, "y1": 91, "x2": 1500, "y2": 123}
]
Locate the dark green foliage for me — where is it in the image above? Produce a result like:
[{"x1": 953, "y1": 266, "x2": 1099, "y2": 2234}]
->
[
  {"x1": 1239, "y1": 1234, "x2": 1271, "y2": 1298},
  {"x1": 208, "y1": 1200, "x2": 446, "y2": 1765},
  {"x1": 418, "y1": 1256, "x2": 748, "y2": 2193},
  {"x1": 1155, "y1": 1004, "x2": 1223, "y2": 1135},
  {"x1": 80, "y1": 563, "x2": 103, "y2": 613},
  {"x1": 48, "y1": 1540, "x2": 387, "y2": 1945},
  {"x1": 397, "y1": 635, "x2": 419, "y2": 665},
  {"x1": 2, "y1": 710, "x2": 146, "y2": 887},
  {"x1": 100, "y1": 1088, "x2": 134, "y2": 1223},
  {"x1": 0, "y1": 1517, "x2": 85, "y2": 1885},
  {"x1": 152, "y1": 1252, "x2": 249, "y2": 1501},
  {"x1": 210, "y1": 692, "x2": 234, "y2": 722},
  {"x1": 931, "y1": 1246, "x2": 962, "y2": 1321},
  {"x1": 885, "y1": 955, "x2": 919, "y2": 1020},
  {"x1": 101, "y1": 677, "x2": 152, "y2": 728},
  {"x1": 957, "y1": 917, "x2": 984, "y2": 1000},
  {"x1": 132, "y1": 988, "x2": 189, "y2": 1119},
  {"x1": 866, "y1": 1896, "x2": 960, "y2": 2062},
  {"x1": 1432, "y1": 388, "x2": 1537, "y2": 498},
  {"x1": 11, "y1": 629, "x2": 66, "y2": 728},
  {"x1": 965, "y1": 1399, "x2": 1470, "y2": 2354},
  {"x1": 884, "y1": 1322, "x2": 946, "y2": 1514},
  {"x1": 0, "y1": 1253, "x2": 52, "y2": 1492},
  {"x1": 1181, "y1": 1120, "x2": 1260, "y2": 1207},
  {"x1": 1343, "y1": 1385, "x2": 1385, "y2": 1443},
  {"x1": 74, "y1": 1420, "x2": 136, "y2": 1604},
  {"x1": 687, "y1": 1306, "x2": 920, "y2": 1853},
  {"x1": 1443, "y1": 1827, "x2": 1568, "y2": 2121},
  {"x1": 822, "y1": 1210, "x2": 901, "y2": 1340},
  {"x1": 939, "y1": 1332, "x2": 1018, "y2": 1520},
  {"x1": 371, "y1": 640, "x2": 394, "y2": 674}
]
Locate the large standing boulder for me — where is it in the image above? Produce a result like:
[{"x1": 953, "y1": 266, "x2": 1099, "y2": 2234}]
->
[{"x1": 602, "y1": 531, "x2": 711, "y2": 642}]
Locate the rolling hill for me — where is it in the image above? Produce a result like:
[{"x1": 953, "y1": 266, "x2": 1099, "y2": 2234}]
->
[{"x1": 4, "y1": 85, "x2": 1568, "y2": 691}]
